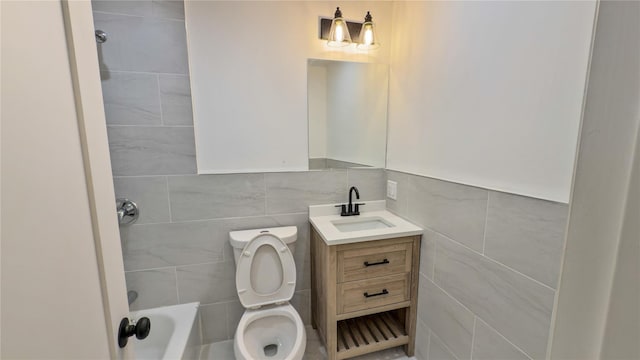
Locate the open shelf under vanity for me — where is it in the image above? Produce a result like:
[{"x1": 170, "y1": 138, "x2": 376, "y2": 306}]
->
[{"x1": 336, "y1": 311, "x2": 409, "y2": 359}]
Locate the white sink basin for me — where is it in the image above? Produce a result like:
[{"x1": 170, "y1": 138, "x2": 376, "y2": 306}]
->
[
  {"x1": 331, "y1": 216, "x2": 394, "y2": 232},
  {"x1": 309, "y1": 200, "x2": 423, "y2": 245}
]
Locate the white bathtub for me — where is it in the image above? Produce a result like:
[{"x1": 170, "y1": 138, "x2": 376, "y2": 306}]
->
[{"x1": 130, "y1": 302, "x2": 201, "y2": 360}]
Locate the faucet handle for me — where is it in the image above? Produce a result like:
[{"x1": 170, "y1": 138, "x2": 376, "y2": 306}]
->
[
  {"x1": 335, "y1": 204, "x2": 347, "y2": 216},
  {"x1": 354, "y1": 203, "x2": 365, "y2": 215}
]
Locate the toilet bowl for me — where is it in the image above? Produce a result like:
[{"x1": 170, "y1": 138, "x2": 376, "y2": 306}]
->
[
  {"x1": 234, "y1": 305, "x2": 306, "y2": 360},
  {"x1": 229, "y1": 226, "x2": 306, "y2": 360}
]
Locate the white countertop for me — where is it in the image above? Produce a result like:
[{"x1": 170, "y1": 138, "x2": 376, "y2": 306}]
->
[{"x1": 309, "y1": 200, "x2": 423, "y2": 245}]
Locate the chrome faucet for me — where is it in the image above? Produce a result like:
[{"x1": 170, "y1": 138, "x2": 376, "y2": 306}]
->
[
  {"x1": 335, "y1": 186, "x2": 365, "y2": 216},
  {"x1": 117, "y1": 198, "x2": 139, "y2": 226}
]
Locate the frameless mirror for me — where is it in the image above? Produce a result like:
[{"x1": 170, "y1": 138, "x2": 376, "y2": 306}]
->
[{"x1": 308, "y1": 59, "x2": 389, "y2": 170}]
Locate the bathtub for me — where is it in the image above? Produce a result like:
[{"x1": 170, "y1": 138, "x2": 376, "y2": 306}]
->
[{"x1": 130, "y1": 302, "x2": 201, "y2": 360}]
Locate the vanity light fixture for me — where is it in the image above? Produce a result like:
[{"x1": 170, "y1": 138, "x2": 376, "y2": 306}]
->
[
  {"x1": 357, "y1": 12, "x2": 380, "y2": 50},
  {"x1": 319, "y1": 8, "x2": 380, "y2": 50},
  {"x1": 327, "y1": 7, "x2": 351, "y2": 47}
]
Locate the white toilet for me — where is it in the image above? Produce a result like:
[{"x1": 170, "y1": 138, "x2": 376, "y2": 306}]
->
[{"x1": 229, "y1": 226, "x2": 306, "y2": 360}]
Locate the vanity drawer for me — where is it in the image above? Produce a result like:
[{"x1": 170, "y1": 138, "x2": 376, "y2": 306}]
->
[
  {"x1": 337, "y1": 273, "x2": 410, "y2": 314},
  {"x1": 337, "y1": 240, "x2": 413, "y2": 283}
]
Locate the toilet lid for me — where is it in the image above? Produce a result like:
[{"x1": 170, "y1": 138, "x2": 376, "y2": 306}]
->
[{"x1": 235, "y1": 233, "x2": 296, "y2": 308}]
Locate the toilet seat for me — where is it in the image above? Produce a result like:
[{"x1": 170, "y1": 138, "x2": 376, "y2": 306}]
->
[{"x1": 235, "y1": 233, "x2": 296, "y2": 309}]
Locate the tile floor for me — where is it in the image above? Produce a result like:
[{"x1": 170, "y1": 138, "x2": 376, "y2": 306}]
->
[{"x1": 200, "y1": 326, "x2": 415, "y2": 360}]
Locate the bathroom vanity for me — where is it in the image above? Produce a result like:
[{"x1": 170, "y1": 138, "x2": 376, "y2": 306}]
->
[{"x1": 309, "y1": 201, "x2": 423, "y2": 360}]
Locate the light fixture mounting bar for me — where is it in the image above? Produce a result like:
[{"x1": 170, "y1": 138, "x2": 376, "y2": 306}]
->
[{"x1": 319, "y1": 17, "x2": 362, "y2": 41}]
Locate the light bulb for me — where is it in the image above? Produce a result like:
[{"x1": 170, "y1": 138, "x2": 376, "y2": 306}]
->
[
  {"x1": 327, "y1": 7, "x2": 351, "y2": 47},
  {"x1": 363, "y1": 25, "x2": 373, "y2": 46},
  {"x1": 357, "y1": 11, "x2": 380, "y2": 50},
  {"x1": 335, "y1": 21, "x2": 344, "y2": 42}
]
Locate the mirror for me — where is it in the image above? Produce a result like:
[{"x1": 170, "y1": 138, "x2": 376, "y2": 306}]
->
[{"x1": 308, "y1": 59, "x2": 389, "y2": 170}]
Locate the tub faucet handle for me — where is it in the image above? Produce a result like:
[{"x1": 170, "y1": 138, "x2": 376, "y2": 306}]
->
[
  {"x1": 118, "y1": 317, "x2": 151, "y2": 348},
  {"x1": 116, "y1": 198, "x2": 139, "y2": 226}
]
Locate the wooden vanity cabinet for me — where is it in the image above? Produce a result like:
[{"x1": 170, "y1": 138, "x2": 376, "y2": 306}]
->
[{"x1": 310, "y1": 227, "x2": 421, "y2": 360}]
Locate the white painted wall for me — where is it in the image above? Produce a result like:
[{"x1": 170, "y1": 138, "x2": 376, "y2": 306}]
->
[
  {"x1": 325, "y1": 61, "x2": 388, "y2": 167},
  {"x1": 1, "y1": 1, "x2": 118, "y2": 357},
  {"x1": 549, "y1": 1, "x2": 640, "y2": 357},
  {"x1": 185, "y1": 1, "x2": 393, "y2": 173},
  {"x1": 387, "y1": 1, "x2": 596, "y2": 202},
  {"x1": 601, "y1": 123, "x2": 640, "y2": 360}
]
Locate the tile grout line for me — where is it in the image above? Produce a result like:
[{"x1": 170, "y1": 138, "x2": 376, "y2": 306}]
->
[
  {"x1": 404, "y1": 174, "x2": 409, "y2": 216},
  {"x1": 470, "y1": 316, "x2": 477, "y2": 360},
  {"x1": 432, "y1": 237, "x2": 437, "y2": 280},
  {"x1": 93, "y1": 10, "x2": 186, "y2": 22},
  {"x1": 415, "y1": 317, "x2": 431, "y2": 359},
  {"x1": 481, "y1": 191, "x2": 490, "y2": 255},
  {"x1": 174, "y1": 267, "x2": 180, "y2": 304},
  {"x1": 423, "y1": 273, "x2": 477, "y2": 326},
  {"x1": 199, "y1": 299, "x2": 239, "y2": 307},
  {"x1": 113, "y1": 174, "x2": 167, "y2": 179},
  {"x1": 197, "y1": 312, "x2": 204, "y2": 353},
  {"x1": 224, "y1": 303, "x2": 232, "y2": 340},
  {"x1": 429, "y1": 328, "x2": 461, "y2": 360},
  {"x1": 99, "y1": 69, "x2": 188, "y2": 77},
  {"x1": 428, "y1": 273, "x2": 535, "y2": 360},
  {"x1": 156, "y1": 73, "x2": 164, "y2": 126},
  {"x1": 428, "y1": 225, "x2": 556, "y2": 292},
  {"x1": 106, "y1": 124, "x2": 194, "y2": 128},
  {"x1": 125, "y1": 260, "x2": 227, "y2": 273},
  {"x1": 347, "y1": 168, "x2": 351, "y2": 188},
  {"x1": 418, "y1": 270, "x2": 431, "y2": 280},
  {"x1": 125, "y1": 265, "x2": 177, "y2": 273},
  {"x1": 123, "y1": 211, "x2": 310, "y2": 226},
  {"x1": 165, "y1": 176, "x2": 173, "y2": 223},
  {"x1": 112, "y1": 170, "x2": 338, "y2": 179},
  {"x1": 263, "y1": 173, "x2": 268, "y2": 216},
  {"x1": 426, "y1": 325, "x2": 431, "y2": 360},
  {"x1": 475, "y1": 317, "x2": 534, "y2": 360},
  {"x1": 479, "y1": 245, "x2": 557, "y2": 291}
]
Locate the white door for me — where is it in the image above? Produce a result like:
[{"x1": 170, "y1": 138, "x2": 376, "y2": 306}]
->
[{"x1": 1, "y1": 1, "x2": 131, "y2": 358}]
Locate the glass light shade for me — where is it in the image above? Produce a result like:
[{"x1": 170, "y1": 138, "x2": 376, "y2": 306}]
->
[
  {"x1": 357, "y1": 12, "x2": 380, "y2": 50},
  {"x1": 327, "y1": 7, "x2": 351, "y2": 47}
]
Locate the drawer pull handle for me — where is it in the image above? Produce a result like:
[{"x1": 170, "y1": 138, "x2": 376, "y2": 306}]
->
[
  {"x1": 363, "y1": 289, "x2": 389, "y2": 298},
  {"x1": 364, "y1": 259, "x2": 389, "y2": 267}
]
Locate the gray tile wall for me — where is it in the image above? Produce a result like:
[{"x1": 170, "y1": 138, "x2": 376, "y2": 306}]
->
[
  {"x1": 93, "y1": 0, "x2": 386, "y2": 345},
  {"x1": 387, "y1": 170, "x2": 568, "y2": 360},
  {"x1": 117, "y1": 171, "x2": 382, "y2": 343}
]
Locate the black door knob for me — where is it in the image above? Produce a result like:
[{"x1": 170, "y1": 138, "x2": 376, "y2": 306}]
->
[{"x1": 118, "y1": 317, "x2": 151, "y2": 348}]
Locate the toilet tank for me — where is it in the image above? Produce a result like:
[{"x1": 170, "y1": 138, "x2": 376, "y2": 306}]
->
[{"x1": 229, "y1": 226, "x2": 298, "y2": 265}]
